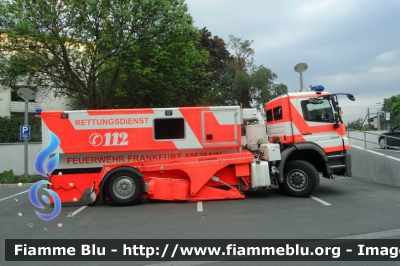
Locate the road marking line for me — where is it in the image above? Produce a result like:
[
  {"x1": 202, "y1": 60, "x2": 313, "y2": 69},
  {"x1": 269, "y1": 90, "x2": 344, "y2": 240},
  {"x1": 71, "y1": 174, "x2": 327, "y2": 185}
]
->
[
  {"x1": 197, "y1": 201, "x2": 203, "y2": 212},
  {"x1": 68, "y1": 206, "x2": 87, "y2": 217},
  {"x1": 0, "y1": 190, "x2": 29, "y2": 202},
  {"x1": 310, "y1": 195, "x2": 331, "y2": 206}
]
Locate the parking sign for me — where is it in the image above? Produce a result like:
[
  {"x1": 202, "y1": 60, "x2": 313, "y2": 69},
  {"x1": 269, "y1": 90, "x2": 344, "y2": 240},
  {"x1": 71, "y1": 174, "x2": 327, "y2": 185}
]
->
[{"x1": 20, "y1": 125, "x2": 30, "y2": 140}]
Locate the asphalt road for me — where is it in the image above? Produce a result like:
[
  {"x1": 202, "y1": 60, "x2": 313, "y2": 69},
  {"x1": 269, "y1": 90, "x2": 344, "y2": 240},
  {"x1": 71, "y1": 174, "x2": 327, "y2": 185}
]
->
[{"x1": 1, "y1": 178, "x2": 400, "y2": 266}]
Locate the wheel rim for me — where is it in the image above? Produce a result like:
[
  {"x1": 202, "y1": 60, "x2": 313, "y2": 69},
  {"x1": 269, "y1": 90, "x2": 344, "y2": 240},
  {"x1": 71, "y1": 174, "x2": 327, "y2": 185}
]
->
[
  {"x1": 379, "y1": 138, "x2": 385, "y2": 148},
  {"x1": 112, "y1": 176, "x2": 136, "y2": 199},
  {"x1": 287, "y1": 169, "x2": 308, "y2": 191}
]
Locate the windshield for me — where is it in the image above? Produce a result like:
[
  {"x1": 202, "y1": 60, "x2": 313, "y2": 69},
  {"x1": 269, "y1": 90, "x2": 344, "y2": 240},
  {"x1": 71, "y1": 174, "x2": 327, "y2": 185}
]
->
[{"x1": 301, "y1": 99, "x2": 334, "y2": 123}]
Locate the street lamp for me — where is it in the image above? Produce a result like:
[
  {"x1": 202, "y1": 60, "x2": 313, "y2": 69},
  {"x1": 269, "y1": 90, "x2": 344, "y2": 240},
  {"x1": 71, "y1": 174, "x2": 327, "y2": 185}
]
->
[{"x1": 294, "y1": 63, "x2": 308, "y2": 92}]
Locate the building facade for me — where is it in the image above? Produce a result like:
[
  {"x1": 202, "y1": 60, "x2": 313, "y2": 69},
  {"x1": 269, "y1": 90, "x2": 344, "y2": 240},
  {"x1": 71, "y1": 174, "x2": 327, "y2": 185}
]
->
[{"x1": 0, "y1": 88, "x2": 69, "y2": 117}]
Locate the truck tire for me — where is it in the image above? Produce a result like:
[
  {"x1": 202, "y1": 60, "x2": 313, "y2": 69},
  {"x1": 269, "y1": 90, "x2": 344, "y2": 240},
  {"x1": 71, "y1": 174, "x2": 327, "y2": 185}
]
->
[
  {"x1": 282, "y1": 160, "x2": 319, "y2": 197},
  {"x1": 106, "y1": 171, "x2": 144, "y2": 206}
]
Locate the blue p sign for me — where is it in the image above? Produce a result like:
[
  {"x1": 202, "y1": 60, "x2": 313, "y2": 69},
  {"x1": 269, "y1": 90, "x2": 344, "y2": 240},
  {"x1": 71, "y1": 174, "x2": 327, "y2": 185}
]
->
[{"x1": 20, "y1": 125, "x2": 30, "y2": 140}]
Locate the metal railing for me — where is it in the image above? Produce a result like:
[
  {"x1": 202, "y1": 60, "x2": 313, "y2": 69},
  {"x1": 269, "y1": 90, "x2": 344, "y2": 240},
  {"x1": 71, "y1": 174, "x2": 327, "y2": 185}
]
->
[{"x1": 347, "y1": 129, "x2": 399, "y2": 155}]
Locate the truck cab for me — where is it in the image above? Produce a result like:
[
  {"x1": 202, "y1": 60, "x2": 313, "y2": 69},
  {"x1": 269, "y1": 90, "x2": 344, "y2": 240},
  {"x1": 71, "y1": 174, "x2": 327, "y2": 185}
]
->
[{"x1": 265, "y1": 85, "x2": 353, "y2": 185}]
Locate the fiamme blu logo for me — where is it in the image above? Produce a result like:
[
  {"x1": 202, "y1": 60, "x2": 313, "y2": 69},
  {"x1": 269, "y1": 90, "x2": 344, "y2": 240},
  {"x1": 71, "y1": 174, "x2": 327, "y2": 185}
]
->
[{"x1": 30, "y1": 130, "x2": 62, "y2": 221}]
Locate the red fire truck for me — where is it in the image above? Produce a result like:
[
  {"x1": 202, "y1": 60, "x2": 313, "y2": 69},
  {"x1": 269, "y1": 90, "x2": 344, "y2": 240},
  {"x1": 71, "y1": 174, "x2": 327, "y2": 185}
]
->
[{"x1": 36, "y1": 85, "x2": 354, "y2": 206}]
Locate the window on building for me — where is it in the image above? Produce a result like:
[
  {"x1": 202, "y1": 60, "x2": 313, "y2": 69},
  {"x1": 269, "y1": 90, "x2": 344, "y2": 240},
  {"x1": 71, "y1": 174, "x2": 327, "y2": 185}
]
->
[{"x1": 11, "y1": 91, "x2": 35, "y2": 102}]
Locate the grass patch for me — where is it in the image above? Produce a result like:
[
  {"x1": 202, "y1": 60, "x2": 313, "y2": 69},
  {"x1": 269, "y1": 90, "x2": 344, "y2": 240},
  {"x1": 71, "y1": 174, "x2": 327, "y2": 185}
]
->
[
  {"x1": 0, "y1": 170, "x2": 45, "y2": 184},
  {"x1": 0, "y1": 170, "x2": 16, "y2": 183},
  {"x1": 27, "y1": 175, "x2": 40, "y2": 183}
]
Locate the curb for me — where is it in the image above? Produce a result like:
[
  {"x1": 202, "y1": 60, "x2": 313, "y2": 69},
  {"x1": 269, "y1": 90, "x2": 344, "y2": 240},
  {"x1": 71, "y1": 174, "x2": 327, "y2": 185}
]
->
[{"x1": 0, "y1": 183, "x2": 34, "y2": 188}]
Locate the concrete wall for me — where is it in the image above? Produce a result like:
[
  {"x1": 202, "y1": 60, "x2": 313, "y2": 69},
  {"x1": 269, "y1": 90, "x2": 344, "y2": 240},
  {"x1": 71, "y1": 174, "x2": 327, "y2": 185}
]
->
[
  {"x1": 0, "y1": 143, "x2": 42, "y2": 175},
  {"x1": 350, "y1": 145, "x2": 400, "y2": 186}
]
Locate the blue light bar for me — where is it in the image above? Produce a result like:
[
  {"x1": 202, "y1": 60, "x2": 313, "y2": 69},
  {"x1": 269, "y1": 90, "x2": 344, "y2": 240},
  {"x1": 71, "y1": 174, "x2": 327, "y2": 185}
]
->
[
  {"x1": 35, "y1": 109, "x2": 42, "y2": 115},
  {"x1": 311, "y1": 85, "x2": 324, "y2": 91}
]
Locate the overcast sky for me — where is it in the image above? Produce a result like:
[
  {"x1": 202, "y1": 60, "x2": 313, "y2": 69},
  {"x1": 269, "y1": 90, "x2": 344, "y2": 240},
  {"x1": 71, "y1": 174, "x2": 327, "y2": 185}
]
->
[{"x1": 185, "y1": 0, "x2": 400, "y2": 124}]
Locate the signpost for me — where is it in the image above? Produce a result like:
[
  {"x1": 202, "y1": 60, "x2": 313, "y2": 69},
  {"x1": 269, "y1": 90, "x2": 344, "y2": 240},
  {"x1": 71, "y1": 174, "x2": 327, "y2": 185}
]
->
[
  {"x1": 16, "y1": 87, "x2": 36, "y2": 179},
  {"x1": 20, "y1": 125, "x2": 30, "y2": 140}
]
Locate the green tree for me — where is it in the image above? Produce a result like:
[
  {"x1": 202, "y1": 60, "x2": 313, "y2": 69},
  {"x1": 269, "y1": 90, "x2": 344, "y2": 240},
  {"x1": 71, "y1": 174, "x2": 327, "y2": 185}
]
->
[
  {"x1": 0, "y1": 0, "x2": 208, "y2": 109},
  {"x1": 383, "y1": 94, "x2": 400, "y2": 125},
  {"x1": 346, "y1": 118, "x2": 367, "y2": 131},
  {"x1": 228, "y1": 35, "x2": 287, "y2": 110},
  {"x1": 251, "y1": 65, "x2": 283, "y2": 109},
  {"x1": 228, "y1": 35, "x2": 253, "y2": 108},
  {"x1": 196, "y1": 27, "x2": 235, "y2": 106}
]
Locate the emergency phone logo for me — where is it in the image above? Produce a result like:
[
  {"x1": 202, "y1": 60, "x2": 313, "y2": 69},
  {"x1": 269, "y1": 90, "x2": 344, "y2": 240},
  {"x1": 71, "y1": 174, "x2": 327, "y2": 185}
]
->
[
  {"x1": 31, "y1": 130, "x2": 61, "y2": 221},
  {"x1": 89, "y1": 132, "x2": 129, "y2": 146},
  {"x1": 89, "y1": 133, "x2": 103, "y2": 146}
]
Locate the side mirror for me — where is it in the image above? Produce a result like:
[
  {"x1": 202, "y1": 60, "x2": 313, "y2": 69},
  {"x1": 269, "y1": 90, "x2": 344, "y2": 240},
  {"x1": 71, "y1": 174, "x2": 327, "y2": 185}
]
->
[{"x1": 347, "y1": 94, "x2": 355, "y2": 101}]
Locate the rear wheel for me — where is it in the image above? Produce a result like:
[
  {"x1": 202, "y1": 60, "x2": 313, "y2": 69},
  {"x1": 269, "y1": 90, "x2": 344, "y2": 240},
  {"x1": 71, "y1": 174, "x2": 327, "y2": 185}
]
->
[
  {"x1": 379, "y1": 137, "x2": 386, "y2": 149},
  {"x1": 106, "y1": 171, "x2": 144, "y2": 206},
  {"x1": 282, "y1": 160, "x2": 319, "y2": 197}
]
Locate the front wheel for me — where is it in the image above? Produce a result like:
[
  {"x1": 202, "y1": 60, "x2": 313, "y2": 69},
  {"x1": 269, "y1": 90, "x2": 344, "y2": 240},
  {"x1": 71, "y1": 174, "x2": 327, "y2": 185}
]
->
[
  {"x1": 282, "y1": 160, "x2": 319, "y2": 197},
  {"x1": 106, "y1": 171, "x2": 144, "y2": 206}
]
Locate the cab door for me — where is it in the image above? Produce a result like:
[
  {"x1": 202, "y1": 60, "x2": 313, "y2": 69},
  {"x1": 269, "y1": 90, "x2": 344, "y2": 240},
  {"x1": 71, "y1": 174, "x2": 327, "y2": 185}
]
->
[{"x1": 293, "y1": 97, "x2": 344, "y2": 152}]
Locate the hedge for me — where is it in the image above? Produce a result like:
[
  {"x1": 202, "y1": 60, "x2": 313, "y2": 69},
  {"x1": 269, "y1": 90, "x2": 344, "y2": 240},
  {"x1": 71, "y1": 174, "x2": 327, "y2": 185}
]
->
[{"x1": 0, "y1": 115, "x2": 42, "y2": 143}]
